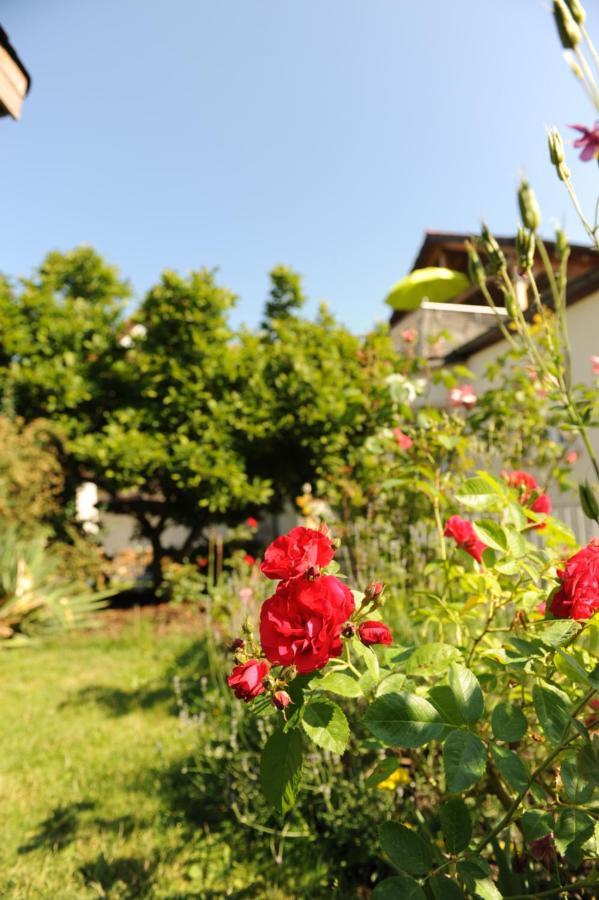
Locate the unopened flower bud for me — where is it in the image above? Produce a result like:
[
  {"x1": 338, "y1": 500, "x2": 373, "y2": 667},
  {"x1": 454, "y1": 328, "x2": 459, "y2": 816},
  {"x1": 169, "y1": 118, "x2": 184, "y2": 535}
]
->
[
  {"x1": 548, "y1": 128, "x2": 566, "y2": 166},
  {"x1": 555, "y1": 228, "x2": 570, "y2": 262},
  {"x1": 516, "y1": 227, "x2": 535, "y2": 271},
  {"x1": 480, "y1": 224, "x2": 506, "y2": 275},
  {"x1": 272, "y1": 690, "x2": 292, "y2": 711},
  {"x1": 466, "y1": 242, "x2": 486, "y2": 288},
  {"x1": 518, "y1": 180, "x2": 542, "y2": 232},
  {"x1": 554, "y1": 0, "x2": 581, "y2": 49},
  {"x1": 579, "y1": 482, "x2": 599, "y2": 522},
  {"x1": 230, "y1": 638, "x2": 245, "y2": 653},
  {"x1": 365, "y1": 581, "x2": 385, "y2": 602},
  {"x1": 342, "y1": 622, "x2": 356, "y2": 638},
  {"x1": 566, "y1": 0, "x2": 585, "y2": 26},
  {"x1": 242, "y1": 618, "x2": 253, "y2": 637}
]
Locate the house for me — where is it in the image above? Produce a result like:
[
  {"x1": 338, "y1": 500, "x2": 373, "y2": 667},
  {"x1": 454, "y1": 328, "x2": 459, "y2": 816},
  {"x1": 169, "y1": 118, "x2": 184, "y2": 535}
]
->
[
  {"x1": 389, "y1": 231, "x2": 599, "y2": 539},
  {"x1": 0, "y1": 26, "x2": 31, "y2": 120}
]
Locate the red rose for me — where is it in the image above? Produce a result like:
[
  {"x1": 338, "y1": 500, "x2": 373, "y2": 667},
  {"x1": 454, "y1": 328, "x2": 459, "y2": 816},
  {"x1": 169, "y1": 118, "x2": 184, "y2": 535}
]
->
[
  {"x1": 246, "y1": 516, "x2": 258, "y2": 529},
  {"x1": 503, "y1": 470, "x2": 551, "y2": 529},
  {"x1": 394, "y1": 428, "x2": 413, "y2": 450},
  {"x1": 227, "y1": 659, "x2": 270, "y2": 701},
  {"x1": 260, "y1": 526, "x2": 334, "y2": 581},
  {"x1": 549, "y1": 540, "x2": 599, "y2": 621},
  {"x1": 259, "y1": 575, "x2": 354, "y2": 673},
  {"x1": 358, "y1": 620, "x2": 393, "y2": 646},
  {"x1": 444, "y1": 515, "x2": 486, "y2": 564},
  {"x1": 243, "y1": 553, "x2": 256, "y2": 567}
]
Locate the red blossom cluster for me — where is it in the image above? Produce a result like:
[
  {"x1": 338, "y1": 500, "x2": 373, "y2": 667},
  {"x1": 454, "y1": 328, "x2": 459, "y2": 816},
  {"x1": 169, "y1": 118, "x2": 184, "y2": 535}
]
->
[
  {"x1": 227, "y1": 526, "x2": 393, "y2": 705},
  {"x1": 502, "y1": 470, "x2": 552, "y2": 529},
  {"x1": 550, "y1": 539, "x2": 599, "y2": 621}
]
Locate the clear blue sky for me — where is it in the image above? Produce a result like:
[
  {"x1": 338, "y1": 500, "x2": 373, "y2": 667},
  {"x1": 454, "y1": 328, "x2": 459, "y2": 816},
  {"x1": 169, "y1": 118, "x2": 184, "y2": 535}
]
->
[{"x1": 2, "y1": 0, "x2": 598, "y2": 331}]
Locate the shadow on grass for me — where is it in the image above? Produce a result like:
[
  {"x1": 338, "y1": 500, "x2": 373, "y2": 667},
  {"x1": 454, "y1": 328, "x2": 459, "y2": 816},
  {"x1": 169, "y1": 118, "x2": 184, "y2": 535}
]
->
[
  {"x1": 80, "y1": 852, "x2": 157, "y2": 899},
  {"x1": 61, "y1": 683, "x2": 174, "y2": 717},
  {"x1": 18, "y1": 801, "x2": 96, "y2": 853}
]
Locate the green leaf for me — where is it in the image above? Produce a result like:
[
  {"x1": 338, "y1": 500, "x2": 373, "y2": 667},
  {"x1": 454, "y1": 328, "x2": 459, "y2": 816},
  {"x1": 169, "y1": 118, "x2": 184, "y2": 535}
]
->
[
  {"x1": 577, "y1": 743, "x2": 599, "y2": 787},
  {"x1": 535, "y1": 620, "x2": 581, "y2": 648},
  {"x1": 448, "y1": 665, "x2": 484, "y2": 725},
  {"x1": 554, "y1": 808, "x2": 594, "y2": 854},
  {"x1": 532, "y1": 682, "x2": 571, "y2": 745},
  {"x1": 353, "y1": 637, "x2": 380, "y2": 681},
  {"x1": 491, "y1": 745, "x2": 529, "y2": 793},
  {"x1": 405, "y1": 643, "x2": 462, "y2": 676},
  {"x1": 456, "y1": 476, "x2": 503, "y2": 512},
  {"x1": 457, "y1": 857, "x2": 490, "y2": 882},
  {"x1": 429, "y1": 876, "x2": 466, "y2": 900},
  {"x1": 364, "y1": 692, "x2": 444, "y2": 747},
  {"x1": 443, "y1": 730, "x2": 487, "y2": 793},
  {"x1": 491, "y1": 702, "x2": 527, "y2": 742},
  {"x1": 380, "y1": 821, "x2": 433, "y2": 877},
  {"x1": 317, "y1": 671, "x2": 362, "y2": 698},
  {"x1": 372, "y1": 875, "x2": 426, "y2": 900},
  {"x1": 301, "y1": 698, "x2": 349, "y2": 754},
  {"x1": 365, "y1": 758, "x2": 402, "y2": 789},
  {"x1": 376, "y1": 673, "x2": 408, "y2": 697},
  {"x1": 473, "y1": 878, "x2": 503, "y2": 900},
  {"x1": 561, "y1": 757, "x2": 594, "y2": 803},
  {"x1": 440, "y1": 797, "x2": 472, "y2": 854},
  {"x1": 260, "y1": 728, "x2": 303, "y2": 815},
  {"x1": 555, "y1": 649, "x2": 592, "y2": 686},
  {"x1": 520, "y1": 810, "x2": 552, "y2": 841},
  {"x1": 428, "y1": 685, "x2": 467, "y2": 727},
  {"x1": 473, "y1": 521, "x2": 507, "y2": 552}
]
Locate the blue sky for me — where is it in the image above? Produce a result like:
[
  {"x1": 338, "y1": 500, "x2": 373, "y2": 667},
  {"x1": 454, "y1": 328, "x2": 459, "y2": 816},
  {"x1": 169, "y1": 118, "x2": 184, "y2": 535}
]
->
[{"x1": 2, "y1": 0, "x2": 598, "y2": 331}]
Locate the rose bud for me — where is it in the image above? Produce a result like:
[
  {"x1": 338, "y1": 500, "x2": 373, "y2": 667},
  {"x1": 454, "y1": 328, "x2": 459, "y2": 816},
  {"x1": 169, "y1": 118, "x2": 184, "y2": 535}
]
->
[
  {"x1": 358, "y1": 620, "x2": 393, "y2": 646},
  {"x1": 226, "y1": 659, "x2": 270, "y2": 702},
  {"x1": 272, "y1": 690, "x2": 292, "y2": 711},
  {"x1": 365, "y1": 582, "x2": 385, "y2": 602},
  {"x1": 341, "y1": 623, "x2": 356, "y2": 638},
  {"x1": 230, "y1": 638, "x2": 245, "y2": 653}
]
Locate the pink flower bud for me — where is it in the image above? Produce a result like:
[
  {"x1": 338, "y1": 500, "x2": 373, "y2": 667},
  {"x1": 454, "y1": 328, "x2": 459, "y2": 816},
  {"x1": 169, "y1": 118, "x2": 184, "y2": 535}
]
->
[{"x1": 272, "y1": 690, "x2": 292, "y2": 710}]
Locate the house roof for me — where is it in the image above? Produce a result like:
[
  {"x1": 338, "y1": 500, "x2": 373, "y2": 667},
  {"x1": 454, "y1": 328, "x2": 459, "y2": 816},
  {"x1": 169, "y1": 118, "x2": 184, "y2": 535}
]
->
[
  {"x1": 0, "y1": 26, "x2": 31, "y2": 119},
  {"x1": 389, "y1": 231, "x2": 599, "y2": 360}
]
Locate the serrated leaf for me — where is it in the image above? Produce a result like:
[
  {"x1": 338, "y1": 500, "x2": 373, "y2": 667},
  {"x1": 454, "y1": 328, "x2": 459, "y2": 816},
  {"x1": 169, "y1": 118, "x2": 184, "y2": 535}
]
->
[
  {"x1": 443, "y1": 730, "x2": 487, "y2": 793},
  {"x1": 380, "y1": 821, "x2": 433, "y2": 876},
  {"x1": 448, "y1": 664, "x2": 484, "y2": 725},
  {"x1": 576, "y1": 743, "x2": 599, "y2": 787},
  {"x1": 491, "y1": 702, "x2": 527, "y2": 742},
  {"x1": 405, "y1": 642, "x2": 462, "y2": 676},
  {"x1": 317, "y1": 671, "x2": 362, "y2": 698},
  {"x1": 535, "y1": 619, "x2": 581, "y2": 648},
  {"x1": 561, "y1": 757, "x2": 594, "y2": 803},
  {"x1": 473, "y1": 521, "x2": 507, "y2": 552},
  {"x1": 532, "y1": 682, "x2": 571, "y2": 745},
  {"x1": 428, "y1": 684, "x2": 466, "y2": 727},
  {"x1": 301, "y1": 698, "x2": 349, "y2": 754},
  {"x1": 353, "y1": 637, "x2": 380, "y2": 680},
  {"x1": 440, "y1": 797, "x2": 472, "y2": 853},
  {"x1": 554, "y1": 808, "x2": 594, "y2": 854},
  {"x1": 491, "y1": 745, "x2": 529, "y2": 793},
  {"x1": 473, "y1": 877, "x2": 503, "y2": 900},
  {"x1": 372, "y1": 875, "x2": 426, "y2": 900},
  {"x1": 456, "y1": 477, "x2": 503, "y2": 512},
  {"x1": 376, "y1": 673, "x2": 407, "y2": 696},
  {"x1": 260, "y1": 728, "x2": 303, "y2": 815},
  {"x1": 520, "y1": 810, "x2": 552, "y2": 841},
  {"x1": 429, "y1": 875, "x2": 465, "y2": 899},
  {"x1": 555, "y1": 649, "x2": 592, "y2": 686},
  {"x1": 364, "y1": 692, "x2": 444, "y2": 747}
]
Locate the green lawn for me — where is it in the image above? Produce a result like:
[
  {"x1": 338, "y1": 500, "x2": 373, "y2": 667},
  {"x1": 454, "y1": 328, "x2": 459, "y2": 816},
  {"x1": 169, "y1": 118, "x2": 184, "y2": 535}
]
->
[{"x1": 0, "y1": 618, "x2": 225, "y2": 899}]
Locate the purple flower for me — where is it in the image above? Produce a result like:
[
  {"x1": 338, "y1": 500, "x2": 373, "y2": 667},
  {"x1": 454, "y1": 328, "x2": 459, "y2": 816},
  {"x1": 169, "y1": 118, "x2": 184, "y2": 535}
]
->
[{"x1": 570, "y1": 122, "x2": 599, "y2": 161}]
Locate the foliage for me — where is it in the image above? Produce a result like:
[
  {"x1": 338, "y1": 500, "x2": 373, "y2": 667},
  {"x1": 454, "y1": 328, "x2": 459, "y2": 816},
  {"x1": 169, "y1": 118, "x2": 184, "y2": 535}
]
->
[{"x1": 0, "y1": 416, "x2": 64, "y2": 531}]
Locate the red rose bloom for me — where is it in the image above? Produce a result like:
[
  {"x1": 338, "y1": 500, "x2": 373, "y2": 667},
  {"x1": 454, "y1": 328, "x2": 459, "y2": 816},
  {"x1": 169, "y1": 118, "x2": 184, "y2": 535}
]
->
[
  {"x1": 549, "y1": 540, "x2": 599, "y2": 621},
  {"x1": 243, "y1": 553, "x2": 256, "y2": 567},
  {"x1": 444, "y1": 515, "x2": 486, "y2": 564},
  {"x1": 503, "y1": 470, "x2": 551, "y2": 529},
  {"x1": 259, "y1": 575, "x2": 354, "y2": 673},
  {"x1": 246, "y1": 516, "x2": 258, "y2": 529},
  {"x1": 227, "y1": 659, "x2": 270, "y2": 702},
  {"x1": 358, "y1": 620, "x2": 393, "y2": 646},
  {"x1": 260, "y1": 526, "x2": 335, "y2": 581}
]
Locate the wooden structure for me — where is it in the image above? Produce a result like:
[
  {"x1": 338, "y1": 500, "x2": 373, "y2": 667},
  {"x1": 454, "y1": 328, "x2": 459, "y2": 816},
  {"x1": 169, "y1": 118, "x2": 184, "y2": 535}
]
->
[{"x1": 0, "y1": 26, "x2": 31, "y2": 120}]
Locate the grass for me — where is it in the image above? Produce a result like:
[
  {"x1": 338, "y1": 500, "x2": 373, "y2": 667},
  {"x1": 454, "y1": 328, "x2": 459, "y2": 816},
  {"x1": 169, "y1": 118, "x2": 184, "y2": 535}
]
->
[{"x1": 0, "y1": 615, "x2": 228, "y2": 899}]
